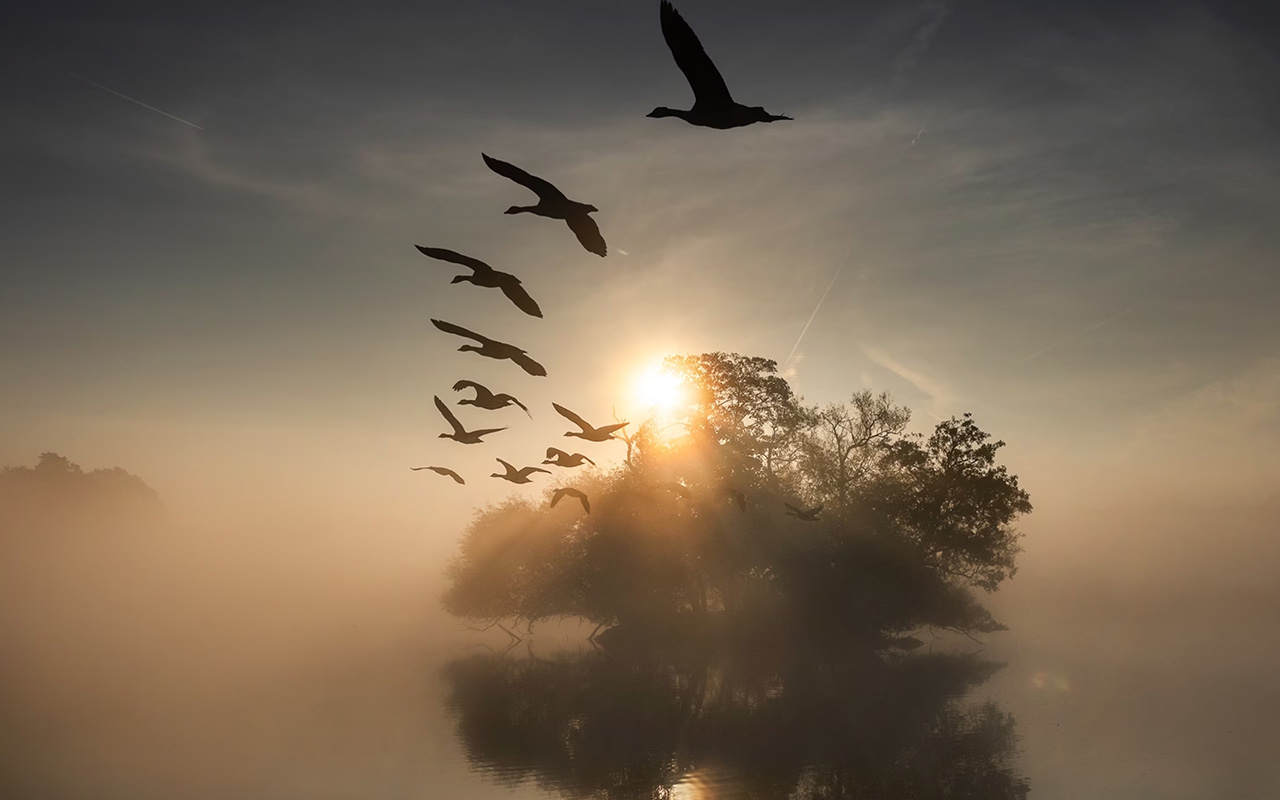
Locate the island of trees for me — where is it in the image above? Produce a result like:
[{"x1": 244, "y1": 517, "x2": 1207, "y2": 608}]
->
[{"x1": 444, "y1": 352, "x2": 1032, "y2": 647}]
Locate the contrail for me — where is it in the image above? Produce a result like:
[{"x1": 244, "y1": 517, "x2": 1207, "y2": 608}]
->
[
  {"x1": 784, "y1": 267, "x2": 841, "y2": 368},
  {"x1": 1019, "y1": 305, "x2": 1137, "y2": 364},
  {"x1": 66, "y1": 72, "x2": 204, "y2": 130}
]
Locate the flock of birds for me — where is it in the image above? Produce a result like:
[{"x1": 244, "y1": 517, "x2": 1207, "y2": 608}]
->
[{"x1": 410, "y1": 2, "x2": 821, "y2": 522}]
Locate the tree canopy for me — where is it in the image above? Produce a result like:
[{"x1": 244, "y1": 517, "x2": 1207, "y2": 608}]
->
[
  {"x1": 444, "y1": 353, "x2": 1031, "y2": 641},
  {"x1": 0, "y1": 452, "x2": 161, "y2": 533}
]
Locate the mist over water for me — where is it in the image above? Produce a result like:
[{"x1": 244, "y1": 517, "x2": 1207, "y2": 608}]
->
[{"x1": 3, "y1": 480, "x2": 1277, "y2": 799}]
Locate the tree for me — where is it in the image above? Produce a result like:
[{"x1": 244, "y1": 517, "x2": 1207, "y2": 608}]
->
[
  {"x1": 0, "y1": 452, "x2": 161, "y2": 533},
  {"x1": 444, "y1": 353, "x2": 1032, "y2": 640}
]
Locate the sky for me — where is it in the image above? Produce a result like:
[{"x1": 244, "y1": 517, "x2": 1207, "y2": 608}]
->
[
  {"x1": 2, "y1": 0, "x2": 1280, "y2": 548},
  {"x1": 3, "y1": 2, "x2": 1280, "y2": 797}
]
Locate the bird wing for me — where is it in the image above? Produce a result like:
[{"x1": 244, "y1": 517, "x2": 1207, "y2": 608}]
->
[
  {"x1": 495, "y1": 458, "x2": 516, "y2": 474},
  {"x1": 809, "y1": 504, "x2": 824, "y2": 515},
  {"x1": 593, "y1": 422, "x2": 629, "y2": 436},
  {"x1": 550, "y1": 489, "x2": 566, "y2": 508},
  {"x1": 429, "y1": 466, "x2": 465, "y2": 484},
  {"x1": 497, "y1": 278, "x2": 544, "y2": 318},
  {"x1": 497, "y1": 394, "x2": 531, "y2": 416},
  {"x1": 451, "y1": 379, "x2": 486, "y2": 398},
  {"x1": 509, "y1": 350, "x2": 548, "y2": 377},
  {"x1": 471, "y1": 427, "x2": 506, "y2": 439},
  {"x1": 546, "y1": 447, "x2": 568, "y2": 460},
  {"x1": 579, "y1": 453, "x2": 596, "y2": 465},
  {"x1": 553, "y1": 403, "x2": 592, "y2": 432},
  {"x1": 482, "y1": 153, "x2": 567, "y2": 202},
  {"x1": 660, "y1": 0, "x2": 734, "y2": 108},
  {"x1": 784, "y1": 502, "x2": 802, "y2": 515},
  {"x1": 432, "y1": 318, "x2": 491, "y2": 346},
  {"x1": 566, "y1": 214, "x2": 607, "y2": 257},
  {"x1": 435, "y1": 395, "x2": 466, "y2": 435},
  {"x1": 414, "y1": 245, "x2": 493, "y2": 275},
  {"x1": 568, "y1": 488, "x2": 590, "y2": 513}
]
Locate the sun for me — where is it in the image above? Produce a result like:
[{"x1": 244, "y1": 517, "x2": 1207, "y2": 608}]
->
[{"x1": 632, "y1": 365, "x2": 686, "y2": 415}]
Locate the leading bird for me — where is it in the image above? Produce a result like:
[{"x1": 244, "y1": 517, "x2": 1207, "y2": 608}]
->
[
  {"x1": 553, "y1": 403, "x2": 629, "y2": 442},
  {"x1": 482, "y1": 153, "x2": 607, "y2": 257},
  {"x1": 649, "y1": 1, "x2": 793, "y2": 129}
]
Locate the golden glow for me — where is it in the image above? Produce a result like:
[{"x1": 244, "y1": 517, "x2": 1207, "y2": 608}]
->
[{"x1": 632, "y1": 365, "x2": 686, "y2": 415}]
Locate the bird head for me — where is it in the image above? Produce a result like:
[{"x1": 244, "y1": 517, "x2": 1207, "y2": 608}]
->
[
  {"x1": 750, "y1": 106, "x2": 792, "y2": 123},
  {"x1": 584, "y1": 204, "x2": 599, "y2": 213},
  {"x1": 450, "y1": 275, "x2": 474, "y2": 285},
  {"x1": 647, "y1": 106, "x2": 678, "y2": 119},
  {"x1": 459, "y1": 344, "x2": 480, "y2": 354},
  {"x1": 503, "y1": 205, "x2": 523, "y2": 215},
  {"x1": 437, "y1": 433, "x2": 450, "y2": 440}
]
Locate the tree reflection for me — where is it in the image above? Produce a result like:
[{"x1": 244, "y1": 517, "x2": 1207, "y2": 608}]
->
[{"x1": 443, "y1": 645, "x2": 1028, "y2": 799}]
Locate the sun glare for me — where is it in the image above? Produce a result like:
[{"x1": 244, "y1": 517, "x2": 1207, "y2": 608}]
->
[{"x1": 632, "y1": 366, "x2": 686, "y2": 415}]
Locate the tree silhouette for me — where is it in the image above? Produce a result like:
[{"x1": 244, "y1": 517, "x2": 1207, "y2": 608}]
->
[
  {"x1": 444, "y1": 353, "x2": 1031, "y2": 642},
  {"x1": 0, "y1": 452, "x2": 161, "y2": 532}
]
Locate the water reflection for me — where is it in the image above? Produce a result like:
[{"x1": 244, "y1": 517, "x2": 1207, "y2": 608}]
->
[{"x1": 443, "y1": 644, "x2": 1028, "y2": 799}]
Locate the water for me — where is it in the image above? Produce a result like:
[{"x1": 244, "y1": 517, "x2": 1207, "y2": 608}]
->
[{"x1": 2, "y1": 527, "x2": 1277, "y2": 800}]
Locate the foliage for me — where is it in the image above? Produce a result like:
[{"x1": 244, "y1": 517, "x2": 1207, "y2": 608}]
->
[
  {"x1": 0, "y1": 452, "x2": 161, "y2": 532},
  {"x1": 444, "y1": 353, "x2": 1032, "y2": 639}
]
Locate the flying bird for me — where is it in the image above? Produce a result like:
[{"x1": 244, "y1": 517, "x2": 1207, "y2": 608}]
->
[
  {"x1": 410, "y1": 465, "x2": 465, "y2": 484},
  {"x1": 550, "y1": 487, "x2": 591, "y2": 514},
  {"x1": 649, "y1": 1, "x2": 793, "y2": 129},
  {"x1": 431, "y1": 319, "x2": 547, "y2": 377},
  {"x1": 784, "y1": 502, "x2": 823, "y2": 522},
  {"x1": 542, "y1": 447, "x2": 595, "y2": 468},
  {"x1": 724, "y1": 486, "x2": 747, "y2": 512},
  {"x1": 490, "y1": 458, "x2": 551, "y2": 484},
  {"x1": 482, "y1": 153, "x2": 607, "y2": 257},
  {"x1": 553, "y1": 403, "x2": 629, "y2": 442},
  {"x1": 452, "y1": 379, "x2": 531, "y2": 417},
  {"x1": 434, "y1": 395, "x2": 505, "y2": 444},
  {"x1": 655, "y1": 480, "x2": 693, "y2": 499},
  {"x1": 414, "y1": 245, "x2": 543, "y2": 318}
]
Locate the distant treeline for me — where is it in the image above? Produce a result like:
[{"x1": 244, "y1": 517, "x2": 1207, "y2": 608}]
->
[
  {"x1": 444, "y1": 352, "x2": 1032, "y2": 643},
  {"x1": 0, "y1": 452, "x2": 161, "y2": 531}
]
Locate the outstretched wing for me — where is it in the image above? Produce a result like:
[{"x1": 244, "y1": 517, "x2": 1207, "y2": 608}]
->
[
  {"x1": 432, "y1": 318, "x2": 491, "y2": 346},
  {"x1": 414, "y1": 245, "x2": 493, "y2": 275},
  {"x1": 495, "y1": 458, "x2": 515, "y2": 473},
  {"x1": 578, "y1": 453, "x2": 596, "y2": 466},
  {"x1": 784, "y1": 502, "x2": 802, "y2": 515},
  {"x1": 434, "y1": 395, "x2": 465, "y2": 435},
  {"x1": 660, "y1": 0, "x2": 734, "y2": 108},
  {"x1": 593, "y1": 422, "x2": 629, "y2": 436},
  {"x1": 498, "y1": 278, "x2": 544, "y2": 318},
  {"x1": 509, "y1": 350, "x2": 548, "y2": 377},
  {"x1": 552, "y1": 403, "x2": 592, "y2": 432},
  {"x1": 504, "y1": 395, "x2": 532, "y2": 417},
  {"x1": 565, "y1": 214, "x2": 607, "y2": 257},
  {"x1": 451, "y1": 379, "x2": 486, "y2": 397},
  {"x1": 482, "y1": 153, "x2": 567, "y2": 202},
  {"x1": 808, "y1": 504, "x2": 824, "y2": 516},
  {"x1": 569, "y1": 488, "x2": 591, "y2": 513},
  {"x1": 470, "y1": 427, "x2": 506, "y2": 440},
  {"x1": 426, "y1": 466, "x2": 465, "y2": 484}
]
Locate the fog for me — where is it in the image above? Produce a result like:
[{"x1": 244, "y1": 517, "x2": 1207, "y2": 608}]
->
[{"x1": 3, "y1": 451, "x2": 1277, "y2": 798}]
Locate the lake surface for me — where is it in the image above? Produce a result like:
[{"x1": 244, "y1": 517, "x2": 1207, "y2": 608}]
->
[{"x1": 2, "y1": 528, "x2": 1277, "y2": 800}]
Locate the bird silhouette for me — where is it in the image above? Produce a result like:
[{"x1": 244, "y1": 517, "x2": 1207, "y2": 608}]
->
[
  {"x1": 431, "y1": 319, "x2": 547, "y2": 377},
  {"x1": 434, "y1": 395, "x2": 505, "y2": 444},
  {"x1": 414, "y1": 245, "x2": 543, "y2": 318},
  {"x1": 553, "y1": 403, "x2": 629, "y2": 442},
  {"x1": 542, "y1": 447, "x2": 596, "y2": 468},
  {"x1": 655, "y1": 480, "x2": 693, "y2": 498},
  {"x1": 482, "y1": 153, "x2": 607, "y2": 257},
  {"x1": 724, "y1": 486, "x2": 747, "y2": 512},
  {"x1": 452, "y1": 379, "x2": 531, "y2": 417},
  {"x1": 550, "y1": 487, "x2": 591, "y2": 513},
  {"x1": 490, "y1": 458, "x2": 551, "y2": 484},
  {"x1": 649, "y1": 1, "x2": 792, "y2": 129},
  {"x1": 410, "y1": 465, "x2": 465, "y2": 484},
  {"x1": 784, "y1": 502, "x2": 823, "y2": 522}
]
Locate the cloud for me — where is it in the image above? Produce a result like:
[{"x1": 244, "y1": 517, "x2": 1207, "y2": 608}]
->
[{"x1": 860, "y1": 345, "x2": 957, "y2": 418}]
